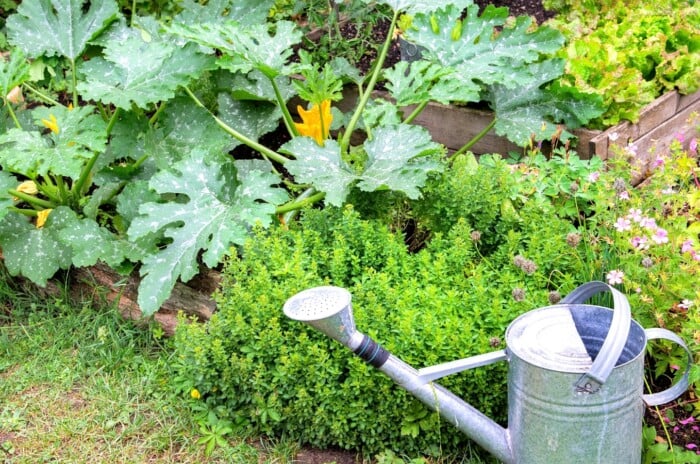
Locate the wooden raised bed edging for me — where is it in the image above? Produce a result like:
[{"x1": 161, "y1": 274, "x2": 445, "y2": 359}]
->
[
  {"x1": 327, "y1": 87, "x2": 700, "y2": 181},
  {"x1": 12, "y1": 262, "x2": 218, "y2": 336}
]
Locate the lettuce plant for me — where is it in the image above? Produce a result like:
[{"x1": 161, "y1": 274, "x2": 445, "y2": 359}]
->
[{"x1": 0, "y1": 0, "x2": 603, "y2": 315}]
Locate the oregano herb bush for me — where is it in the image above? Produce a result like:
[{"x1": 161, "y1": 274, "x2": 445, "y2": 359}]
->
[
  {"x1": 0, "y1": 0, "x2": 603, "y2": 314},
  {"x1": 172, "y1": 175, "x2": 594, "y2": 456}
]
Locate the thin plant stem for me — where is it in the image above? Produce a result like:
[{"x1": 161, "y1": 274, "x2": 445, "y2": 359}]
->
[
  {"x1": 452, "y1": 118, "x2": 497, "y2": 160},
  {"x1": 275, "y1": 189, "x2": 325, "y2": 215},
  {"x1": 340, "y1": 9, "x2": 399, "y2": 153},
  {"x1": 149, "y1": 102, "x2": 167, "y2": 125},
  {"x1": 270, "y1": 77, "x2": 299, "y2": 138},
  {"x1": 70, "y1": 59, "x2": 78, "y2": 108},
  {"x1": 5, "y1": 103, "x2": 22, "y2": 129},
  {"x1": 22, "y1": 83, "x2": 60, "y2": 106},
  {"x1": 645, "y1": 377, "x2": 676, "y2": 459},
  {"x1": 73, "y1": 153, "x2": 99, "y2": 198},
  {"x1": 7, "y1": 190, "x2": 56, "y2": 209},
  {"x1": 403, "y1": 100, "x2": 429, "y2": 125},
  {"x1": 184, "y1": 86, "x2": 290, "y2": 165},
  {"x1": 105, "y1": 107, "x2": 121, "y2": 137}
]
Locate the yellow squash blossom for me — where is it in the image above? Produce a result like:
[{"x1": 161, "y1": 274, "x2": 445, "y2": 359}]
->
[
  {"x1": 16, "y1": 180, "x2": 38, "y2": 195},
  {"x1": 190, "y1": 388, "x2": 201, "y2": 400},
  {"x1": 41, "y1": 114, "x2": 59, "y2": 134},
  {"x1": 36, "y1": 209, "x2": 51, "y2": 229},
  {"x1": 294, "y1": 100, "x2": 332, "y2": 146}
]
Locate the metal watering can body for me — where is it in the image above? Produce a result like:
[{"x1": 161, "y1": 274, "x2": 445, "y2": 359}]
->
[{"x1": 283, "y1": 282, "x2": 692, "y2": 464}]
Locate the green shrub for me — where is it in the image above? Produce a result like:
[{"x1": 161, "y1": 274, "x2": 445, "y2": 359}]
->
[{"x1": 171, "y1": 167, "x2": 591, "y2": 457}]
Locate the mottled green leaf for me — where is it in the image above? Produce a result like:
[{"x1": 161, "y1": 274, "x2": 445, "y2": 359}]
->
[
  {"x1": 217, "y1": 93, "x2": 282, "y2": 150},
  {"x1": 408, "y1": 4, "x2": 564, "y2": 96},
  {"x1": 0, "y1": 105, "x2": 105, "y2": 179},
  {"x1": 282, "y1": 125, "x2": 443, "y2": 206},
  {"x1": 128, "y1": 154, "x2": 286, "y2": 314},
  {"x1": 175, "y1": 0, "x2": 275, "y2": 25},
  {"x1": 357, "y1": 125, "x2": 443, "y2": 197},
  {"x1": 280, "y1": 139, "x2": 357, "y2": 207},
  {"x1": 0, "y1": 48, "x2": 30, "y2": 100},
  {"x1": 369, "y1": 0, "x2": 473, "y2": 14},
  {"x1": 167, "y1": 20, "x2": 302, "y2": 78},
  {"x1": 57, "y1": 214, "x2": 129, "y2": 268},
  {"x1": 487, "y1": 60, "x2": 605, "y2": 145},
  {"x1": 0, "y1": 208, "x2": 72, "y2": 286},
  {"x1": 6, "y1": 0, "x2": 119, "y2": 59},
  {"x1": 0, "y1": 170, "x2": 19, "y2": 223},
  {"x1": 77, "y1": 35, "x2": 213, "y2": 109}
]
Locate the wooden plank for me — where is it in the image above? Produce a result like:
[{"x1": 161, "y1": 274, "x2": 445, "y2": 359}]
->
[
  {"x1": 636, "y1": 91, "x2": 679, "y2": 137},
  {"x1": 678, "y1": 89, "x2": 700, "y2": 112},
  {"x1": 614, "y1": 97, "x2": 700, "y2": 185},
  {"x1": 571, "y1": 127, "x2": 602, "y2": 159},
  {"x1": 407, "y1": 101, "x2": 521, "y2": 155}
]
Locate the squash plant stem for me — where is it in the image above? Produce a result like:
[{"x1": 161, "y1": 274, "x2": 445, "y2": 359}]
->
[{"x1": 340, "y1": 9, "x2": 399, "y2": 153}]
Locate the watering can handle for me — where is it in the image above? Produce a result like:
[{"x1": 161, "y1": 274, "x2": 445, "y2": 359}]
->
[
  {"x1": 642, "y1": 328, "x2": 693, "y2": 406},
  {"x1": 561, "y1": 281, "x2": 632, "y2": 394}
]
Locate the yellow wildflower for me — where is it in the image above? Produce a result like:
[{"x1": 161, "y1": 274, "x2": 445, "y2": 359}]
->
[
  {"x1": 41, "y1": 114, "x2": 59, "y2": 134},
  {"x1": 16, "y1": 180, "x2": 38, "y2": 196},
  {"x1": 190, "y1": 388, "x2": 201, "y2": 400},
  {"x1": 36, "y1": 209, "x2": 51, "y2": 229},
  {"x1": 294, "y1": 100, "x2": 332, "y2": 146}
]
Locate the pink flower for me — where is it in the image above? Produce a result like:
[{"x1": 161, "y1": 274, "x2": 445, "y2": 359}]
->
[
  {"x1": 675, "y1": 132, "x2": 685, "y2": 143},
  {"x1": 679, "y1": 416, "x2": 696, "y2": 425},
  {"x1": 627, "y1": 208, "x2": 643, "y2": 222},
  {"x1": 690, "y1": 138, "x2": 698, "y2": 155},
  {"x1": 588, "y1": 171, "x2": 600, "y2": 182},
  {"x1": 681, "y1": 240, "x2": 694, "y2": 253},
  {"x1": 679, "y1": 300, "x2": 694, "y2": 310},
  {"x1": 639, "y1": 217, "x2": 657, "y2": 229},
  {"x1": 606, "y1": 270, "x2": 624, "y2": 285},
  {"x1": 630, "y1": 236, "x2": 649, "y2": 250},
  {"x1": 618, "y1": 191, "x2": 630, "y2": 200},
  {"x1": 653, "y1": 156, "x2": 666, "y2": 169},
  {"x1": 652, "y1": 228, "x2": 669, "y2": 244},
  {"x1": 614, "y1": 217, "x2": 632, "y2": 232}
]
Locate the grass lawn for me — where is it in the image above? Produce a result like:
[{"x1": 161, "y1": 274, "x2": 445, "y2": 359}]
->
[{"x1": 0, "y1": 276, "x2": 299, "y2": 463}]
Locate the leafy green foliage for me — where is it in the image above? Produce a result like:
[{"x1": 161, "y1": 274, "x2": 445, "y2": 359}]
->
[
  {"x1": 128, "y1": 155, "x2": 288, "y2": 313},
  {"x1": 166, "y1": 20, "x2": 303, "y2": 79},
  {"x1": 281, "y1": 124, "x2": 444, "y2": 206},
  {"x1": 0, "y1": 48, "x2": 29, "y2": 100},
  {"x1": 171, "y1": 191, "x2": 589, "y2": 455},
  {"x1": 6, "y1": 0, "x2": 119, "y2": 60},
  {"x1": 0, "y1": 105, "x2": 105, "y2": 180},
  {"x1": 77, "y1": 34, "x2": 213, "y2": 109},
  {"x1": 548, "y1": 0, "x2": 700, "y2": 127}
]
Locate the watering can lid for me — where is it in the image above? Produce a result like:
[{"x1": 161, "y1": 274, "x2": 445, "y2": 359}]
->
[
  {"x1": 506, "y1": 305, "x2": 595, "y2": 373},
  {"x1": 505, "y1": 282, "x2": 632, "y2": 392}
]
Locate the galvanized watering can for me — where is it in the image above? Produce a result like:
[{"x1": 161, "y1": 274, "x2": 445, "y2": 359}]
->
[{"x1": 283, "y1": 281, "x2": 692, "y2": 464}]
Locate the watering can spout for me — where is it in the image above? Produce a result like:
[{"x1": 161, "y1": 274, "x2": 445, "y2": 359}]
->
[{"x1": 283, "y1": 286, "x2": 515, "y2": 464}]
